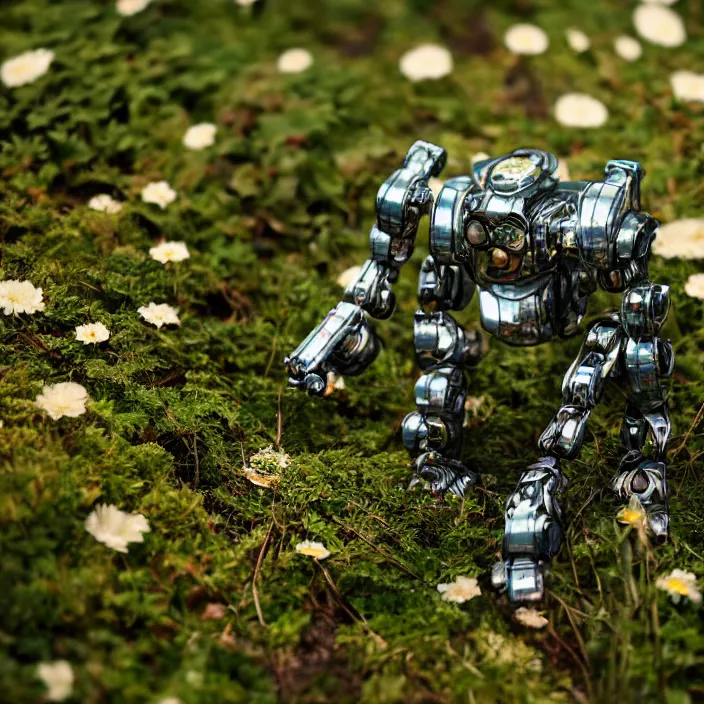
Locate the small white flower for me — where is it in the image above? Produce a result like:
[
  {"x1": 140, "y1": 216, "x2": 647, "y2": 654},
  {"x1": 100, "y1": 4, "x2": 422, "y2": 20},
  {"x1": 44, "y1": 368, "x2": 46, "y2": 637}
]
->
[
  {"x1": 295, "y1": 540, "x2": 331, "y2": 560},
  {"x1": 37, "y1": 661, "x2": 74, "y2": 702},
  {"x1": 685, "y1": 273, "x2": 704, "y2": 300},
  {"x1": 615, "y1": 36, "x2": 643, "y2": 62},
  {"x1": 138, "y1": 302, "x2": 181, "y2": 329},
  {"x1": 0, "y1": 279, "x2": 45, "y2": 315},
  {"x1": 399, "y1": 44, "x2": 453, "y2": 82},
  {"x1": 36, "y1": 382, "x2": 89, "y2": 420},
  {"x1": 336, "y1": 264, "x2": 362, "y2": 289},
  {"x1": 116, "y1": 0, "x2": 152, "y2": 16},
  {"x1": 656, "y1": 568, "x2": 702, "y2": 604},
  {"x1": 670, "y1": 71, "x2": 704, "y2": 103},
  {"x1": 513, "y1": 607, "x2": 549, "y2": 629},
  {"x1": 633, "y1": 4, "x2": 686, "y2": 47},
  {"x1": 149, "y1": 241, "x2": 190, "y2": 264},
  {"x1": 554, "y1": 93, "x2": 608, "y2": 128},
  {"x1": 504, "y1": 24, "x2": 549, "y2": 56},
  {"x1": 652, "y1": 218, "x2": 704, "y2": 259},
  {"x1": 75, "y1": 322, "x2": 110, "y2": 345},
  {"x1": 85, "y1": 503, "x2": 151, "y2": 553},
  {"x1": 141, "y1": 181, "x2": 177, "y2": 209},
  {"x1": 1, "y1": 48, "x2": 54, "y2": 88},
  {"x1": 277, "y1": 48, "x2": 313, "y2": 74},
  {"x1": 244, "y1": 445, "x2": 289, "y2": 488},
  {"x1": 183, "y1": 123, "x2": 216, "y2": 150},
  {"x1": 437, "y1": 575, "x2": 481, "y2": 604},
  {"x1": 235, "y1": 0, "x2": 259, "y2": 5},
  {"x1": 158, "y1": 698, "x2": 183, "y2": 704},
  {"x1": 566, "y1": 28, "x2": 590, "y2": 53},
  {"x1": 88, "y1": 194, "x2": 123, "y2": 214},
  {"x1": 472, "y1": 152, "x2": 491, "y2": 165}
]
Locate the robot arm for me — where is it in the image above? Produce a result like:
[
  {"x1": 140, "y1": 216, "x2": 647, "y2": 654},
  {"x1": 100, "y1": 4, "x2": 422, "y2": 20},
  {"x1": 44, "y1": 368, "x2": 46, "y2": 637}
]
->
[{"x1": 285, "y1": 141, "x2": 447, "y2": 395}]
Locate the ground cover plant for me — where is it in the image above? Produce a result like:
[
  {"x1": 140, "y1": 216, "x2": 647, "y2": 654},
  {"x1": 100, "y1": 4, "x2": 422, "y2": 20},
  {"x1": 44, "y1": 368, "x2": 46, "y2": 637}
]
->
[{"x1": 1, "y1": 0, "x2": 703, "y2": 702}]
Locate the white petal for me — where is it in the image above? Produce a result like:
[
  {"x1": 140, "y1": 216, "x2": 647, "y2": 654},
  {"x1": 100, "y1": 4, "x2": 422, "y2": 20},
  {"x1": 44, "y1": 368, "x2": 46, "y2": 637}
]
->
[
  {"x1": 504, "y1": 24, "x2": 549, "y2": 55},
  {"x1": 116, "y1": 0, "x2": 152, "y2": 16},
  {"x1": 183, "y1": 123, "x2": 217, "y2": 150},
  {"x1": 277, "y1": 48, "x2": 313, "y2": 74},
  {"x1": 566, "y1": 28, "x2": 590, "y2": 53},
  {"x1": 554, "y1": 93, "x2": 608, "y2": 128},
  {"x1": 1, "y1": 48, "x2": 54, "y2": 88},
  {"x1": 399, "y1": 44, "x2": 453, "y2": 81},
  {"x1": 633, "y1": 5, "x2": 686, "y2": 47},
  {"x1": 615, "y1": 36, "x2": 642, "y2": 61}
]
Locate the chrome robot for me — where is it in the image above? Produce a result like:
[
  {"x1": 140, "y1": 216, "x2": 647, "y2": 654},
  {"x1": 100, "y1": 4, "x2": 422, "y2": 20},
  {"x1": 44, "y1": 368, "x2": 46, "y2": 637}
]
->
[{"x1": 285, "y1": 141, "x2": 673, "y2": 602}]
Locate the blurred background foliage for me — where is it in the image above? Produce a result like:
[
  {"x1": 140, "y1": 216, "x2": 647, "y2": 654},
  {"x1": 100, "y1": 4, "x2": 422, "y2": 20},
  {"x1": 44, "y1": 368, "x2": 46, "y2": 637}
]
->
[{"x1": 0, "y1": 0, "x2": 703, "y2": 702}]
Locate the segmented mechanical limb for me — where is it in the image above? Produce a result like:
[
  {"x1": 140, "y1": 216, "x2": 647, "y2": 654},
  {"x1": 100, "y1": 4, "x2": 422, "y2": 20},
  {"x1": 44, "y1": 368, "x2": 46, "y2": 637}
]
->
[
  {"x1": 611, "y1": 281, "x2": 673, "y2": 538},
  {"x1": 402, "y1": 256, "x2": 484, "y2": 496},
  {"x1": 285, "y1": 141, "x2": 446, "y2": 394},
  {"x1": 494, "y1": 318, "x2": 622, "y2": 601}
]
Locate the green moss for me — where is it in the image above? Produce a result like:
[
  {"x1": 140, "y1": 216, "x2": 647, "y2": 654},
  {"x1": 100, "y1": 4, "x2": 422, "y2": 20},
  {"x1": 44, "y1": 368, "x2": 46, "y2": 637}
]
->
[{"x1": 1, "y1": 1, "x2": 703, "y2": 702}]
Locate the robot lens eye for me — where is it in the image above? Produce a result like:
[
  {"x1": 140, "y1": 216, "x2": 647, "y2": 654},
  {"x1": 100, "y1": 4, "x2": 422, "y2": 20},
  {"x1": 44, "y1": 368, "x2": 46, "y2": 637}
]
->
[{"x1": 466, "y1": 220, "x2": 487, "y2": 245}]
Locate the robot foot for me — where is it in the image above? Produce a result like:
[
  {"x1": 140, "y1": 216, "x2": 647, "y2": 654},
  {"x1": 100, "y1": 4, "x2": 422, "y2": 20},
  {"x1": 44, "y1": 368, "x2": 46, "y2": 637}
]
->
[
  {"x1": 611, "y1": 451, "x2": 669, "y2": 539},
  {"x1": 408, "y1": 451, "x2": 479, "y2": 497},
  {"x1": 491, "y1": 557, "x2": 546, "y2": 602},
  {"x1": 493, "y1": 457, "x2": 566, "y2": 602}
]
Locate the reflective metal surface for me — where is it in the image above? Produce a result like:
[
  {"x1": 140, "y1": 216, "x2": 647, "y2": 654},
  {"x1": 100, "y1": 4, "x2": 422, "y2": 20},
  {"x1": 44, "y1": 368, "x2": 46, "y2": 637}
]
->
[{"x1": 285, "y1": 142, "x2": 674, "y2": 603}]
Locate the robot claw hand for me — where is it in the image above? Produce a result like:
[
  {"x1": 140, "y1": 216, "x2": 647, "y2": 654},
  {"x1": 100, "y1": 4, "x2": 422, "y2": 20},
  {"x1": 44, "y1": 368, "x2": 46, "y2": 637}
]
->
[{"x1": 285, "y1": 302, "x2": 381, "y2": 395}]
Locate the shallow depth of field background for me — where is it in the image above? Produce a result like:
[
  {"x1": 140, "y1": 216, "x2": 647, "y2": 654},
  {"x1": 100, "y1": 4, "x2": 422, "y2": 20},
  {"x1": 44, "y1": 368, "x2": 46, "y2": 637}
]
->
[{"x1": 1, "y1": 1, "x2": 704, "y2": 702}]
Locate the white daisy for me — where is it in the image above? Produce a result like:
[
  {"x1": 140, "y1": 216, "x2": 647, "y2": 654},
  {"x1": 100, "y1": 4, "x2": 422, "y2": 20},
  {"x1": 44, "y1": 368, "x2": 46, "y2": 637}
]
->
[
  {"x1": 141, "y1": 181, "x2": 177, "y2": 209},
  {"x1": 670, "y1": 71, "x2": 704, "y2": 103},
  {"x1": 85, "y1": 503, "x2": 151, "y2": 553},
  {"x1": 399, "y1": 44, "x2": 453, "y2": 81},
  {"x1": 566, "y1": 28, "x2": 590, "y2": 53},
  {"x1": 656, "y1": 568, "x2": 702, "y2": 604},
  {"x1": 244, "y1": 445, "x2": 289, "y2": 488},
  {"x1": 88, "y1": 194, "x2": 123, "y2": 214},
  {"x1": 336, "y1": 264, "x2": 362, "y2": 289},
  {"x1": 295, "y1": 540, "x2": 331, "y2": 560},
  {"x1": 0, "y1": 279, "x2": 45, "y2": 315},
  {"x1": 554, "y1": 93, "x2": 608, "y2": 128},
  {"x1": 277, "y1": 48, "x2": 313, "y2": 74},
  {"x1": 504, "y1": 24, "x2": 549, "y2": 56},
  {"x1": 36, "y1": 382, "x2": 89, "y2": 420},
  {"x1": 684, "y1": 273, "x2": 704, "y2": 300},
  {"x1": 75, "y1": 322, "x2": 110, "y2": 345},
  {"x1": 437, "y1": 575, "x2": 481, "y2": 604},
  {"x1": 652, "y1": 218, "x2": 704, "y2": 259},
  {"x1": 149, "y1": 241, "x2": 190, "y2": 264},
  {"x1": 513, "y1": 607, "x2": 549, "y2": 629},
  {"x1": 116, "y1": 0, "x2": 152, "y2": 16},
  {"x1": 37, "y1": 661, "x2": 74, "y2": 702},
  {"x1": 138, "y1": 302, "x2": 181, "y2": 329},
  {"x1": 1, "y1": 48, "x2": 54, "y2": 88},
  {"x1": 183, "y1": 123, "x2": 216, "y2": 150},
  {"x1": 633, "y1": 4, "x2": 686, "y2": 47},
  {"x1": 615, "y1": 35, "x2": 643, "y2": 61}
]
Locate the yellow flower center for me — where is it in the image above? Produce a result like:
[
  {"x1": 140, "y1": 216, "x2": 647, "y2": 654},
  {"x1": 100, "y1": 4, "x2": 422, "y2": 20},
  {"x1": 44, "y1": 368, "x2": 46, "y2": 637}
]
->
[
  {"x1": 298, "y1": 547, "x2": 325, "y2": 558},
  {"x1": 666, "y1": 578, "x2": 689, "y2": 596},
  {"x1": 617, "y1": 508, "x2": 645, "y2": 524}
]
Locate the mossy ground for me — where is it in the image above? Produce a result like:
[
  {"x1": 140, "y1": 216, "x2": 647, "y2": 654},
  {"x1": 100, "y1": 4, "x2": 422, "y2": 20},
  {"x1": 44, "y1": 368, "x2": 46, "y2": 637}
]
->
[{"x1": 1, "y1": 1, "x2": 704, "y2": 702}]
